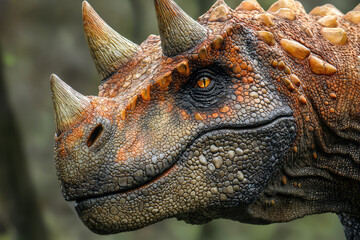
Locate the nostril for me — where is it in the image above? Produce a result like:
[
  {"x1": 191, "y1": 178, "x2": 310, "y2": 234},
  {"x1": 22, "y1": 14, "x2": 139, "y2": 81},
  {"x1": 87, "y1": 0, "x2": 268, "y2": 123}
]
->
[{"x1": 87, "y1": 124, "x2": 104, "y2": 147}]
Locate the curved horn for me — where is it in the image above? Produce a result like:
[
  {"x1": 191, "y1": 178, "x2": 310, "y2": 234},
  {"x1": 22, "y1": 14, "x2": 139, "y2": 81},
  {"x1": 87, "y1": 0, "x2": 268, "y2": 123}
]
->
[
  {"x1": 50, "y1": 74, "x2": 90, "y2": 134},
  {"x1": 82, "y1": 1, "x2": 139, "y2": 80},
  {"x1": 154, "y1": 0, "x2": 208, "y2": 57}
]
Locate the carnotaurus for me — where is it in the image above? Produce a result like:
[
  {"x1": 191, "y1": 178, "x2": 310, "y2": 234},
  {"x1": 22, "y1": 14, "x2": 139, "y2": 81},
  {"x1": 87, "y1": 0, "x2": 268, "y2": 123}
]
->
[{"x1": 50, "y1": 0, "x2": 360, "y2": 239}]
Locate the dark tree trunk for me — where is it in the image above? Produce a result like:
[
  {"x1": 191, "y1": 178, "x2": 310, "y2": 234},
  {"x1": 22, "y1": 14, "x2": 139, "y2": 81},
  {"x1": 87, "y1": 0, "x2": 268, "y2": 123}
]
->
[{"x1": 0, "y1": 45, "x2": 49, "y2": 240}]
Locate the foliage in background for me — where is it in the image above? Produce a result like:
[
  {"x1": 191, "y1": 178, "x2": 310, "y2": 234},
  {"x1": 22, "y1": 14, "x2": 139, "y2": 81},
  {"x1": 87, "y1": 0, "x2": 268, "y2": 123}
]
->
[{"x1": 0, "y1": 0, "x2": 357, "y2": 239}]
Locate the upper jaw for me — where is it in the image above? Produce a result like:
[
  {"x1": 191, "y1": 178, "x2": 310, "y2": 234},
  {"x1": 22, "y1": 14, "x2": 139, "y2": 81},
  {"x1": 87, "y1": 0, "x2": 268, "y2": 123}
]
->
[{"x1": 59, "y1": 109, "x2": 295, "y2": 203}]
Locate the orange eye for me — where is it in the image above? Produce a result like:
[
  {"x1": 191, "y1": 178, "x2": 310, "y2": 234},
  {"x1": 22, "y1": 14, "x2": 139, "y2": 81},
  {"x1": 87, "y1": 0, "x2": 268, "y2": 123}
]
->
[{"x1": 197, "y1": 77, "x2": 211, "y2": 88}]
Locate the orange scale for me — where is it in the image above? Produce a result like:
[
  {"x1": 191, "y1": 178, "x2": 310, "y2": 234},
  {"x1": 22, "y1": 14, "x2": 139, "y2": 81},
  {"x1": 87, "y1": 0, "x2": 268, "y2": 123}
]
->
[
  {"x1": 233, "y1": 65, "x2": 241, "y2": 74},
  {"x1": 166, "y1": 58, "x2": 174, "y2": 64},
  {"x1": 293, "y1": 146, "x2": 298, "y2": 153},
  {"x1": 191, "y1": 54, "x2": 199, "y2": 61},
  {"x1": 237, "y1": 96, "x2": 244, "y2": 102},
  {"x1": 109, "y1": 91, "x2": 118, "y2": 98},
  {"x1": 102, "y1": 82, "x2": 108, "y2": 89},
  {"x1": 220, "y1": 105, "x2": 230, "y2": 113},
  {"x1": 212, "y1": 113, "x2": 219, "y2": 118},
  {"x1": 240, "y1": 62, "x2": 248, "y2": 70},
  {"x1": 241, "y1": 70, "x2": 248, "y2": 77}
]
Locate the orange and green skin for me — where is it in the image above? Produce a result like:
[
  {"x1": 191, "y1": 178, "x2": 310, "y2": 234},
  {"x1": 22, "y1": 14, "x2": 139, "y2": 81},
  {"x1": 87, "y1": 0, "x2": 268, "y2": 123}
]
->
[{"x1": 54, "y1": 1, "x2": 360, "y2": 238}]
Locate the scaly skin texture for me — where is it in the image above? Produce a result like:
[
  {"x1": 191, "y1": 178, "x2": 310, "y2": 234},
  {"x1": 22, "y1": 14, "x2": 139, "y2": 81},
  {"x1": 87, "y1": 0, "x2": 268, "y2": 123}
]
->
[{"x1": 51, "y1": 0, "x2": 360, "y2": 239}]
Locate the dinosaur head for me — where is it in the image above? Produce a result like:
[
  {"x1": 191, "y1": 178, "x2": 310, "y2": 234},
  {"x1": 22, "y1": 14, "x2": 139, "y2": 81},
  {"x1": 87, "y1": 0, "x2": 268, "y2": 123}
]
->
[{"x1": 51, "y1": 0, "x2": 298, "y2": 234}]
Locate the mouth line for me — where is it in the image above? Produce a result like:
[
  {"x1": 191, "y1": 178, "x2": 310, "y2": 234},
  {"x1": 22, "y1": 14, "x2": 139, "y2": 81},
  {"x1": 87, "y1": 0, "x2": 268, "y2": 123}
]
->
[{"x1": 73, "y1": 114, "x2": 294, "y2": 204}]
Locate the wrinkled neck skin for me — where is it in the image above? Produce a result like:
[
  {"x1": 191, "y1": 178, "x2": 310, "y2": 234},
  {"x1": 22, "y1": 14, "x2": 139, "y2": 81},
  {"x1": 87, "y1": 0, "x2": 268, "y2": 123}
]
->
[{"x1": 52, "y1": 0, "x2": 360, "y2": 237}]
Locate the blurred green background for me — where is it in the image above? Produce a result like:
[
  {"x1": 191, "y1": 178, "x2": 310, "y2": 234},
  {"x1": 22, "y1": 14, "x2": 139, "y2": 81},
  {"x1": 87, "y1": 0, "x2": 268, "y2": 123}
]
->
[{"x1": 0, "y1": 0, "x2": 357, "y2": 239}]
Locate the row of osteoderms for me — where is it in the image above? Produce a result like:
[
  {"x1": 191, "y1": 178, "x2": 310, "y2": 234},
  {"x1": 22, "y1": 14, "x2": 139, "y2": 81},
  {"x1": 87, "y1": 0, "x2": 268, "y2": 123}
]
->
[{"x1": 51, "y1": 0, "x2": 359, "y2": 133}]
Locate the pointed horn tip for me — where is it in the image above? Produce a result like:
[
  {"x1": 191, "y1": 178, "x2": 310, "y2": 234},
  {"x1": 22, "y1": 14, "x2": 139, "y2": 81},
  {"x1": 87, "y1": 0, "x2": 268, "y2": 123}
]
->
[
  {"x1": 82, "y1": 1, "x2": 91, "y2": 12},
  {"x1": 50, "y1": 74, "x2": 91, "y2": 130},
  {"x1": 49, "y1": 74, "x2": 78, "y2": 100},
  {"x1": 50, "y1": 73, "x2": 60, "y2": 82},
  {"x1": 50, "y1": 74, "x2": 60, "y2": 90},
  {"x1": 50, "y1": 74, "x2": 65, "y2": 90},
  {"x1": 82, "y1": 0, "x2": 97, "y2": 21}
]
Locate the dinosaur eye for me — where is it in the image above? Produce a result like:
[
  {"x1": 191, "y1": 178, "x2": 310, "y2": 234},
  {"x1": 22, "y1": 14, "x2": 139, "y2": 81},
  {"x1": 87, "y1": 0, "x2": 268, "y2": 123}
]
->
[
  {"x1": 87, "y1": 124, "x2": 104, "y2": 147},
  {"x1": 196, "y1": 77, "x2": 212, "y2": 88},
  {"x1": 178, "y1": 67, "x2": 228, "y2": 110}
]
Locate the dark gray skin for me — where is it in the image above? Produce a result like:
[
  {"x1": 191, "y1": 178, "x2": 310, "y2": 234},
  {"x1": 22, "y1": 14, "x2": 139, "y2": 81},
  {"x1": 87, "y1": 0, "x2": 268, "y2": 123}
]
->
[{"x1": 50, "y1": 0, "x2": 360, "y2": 239}]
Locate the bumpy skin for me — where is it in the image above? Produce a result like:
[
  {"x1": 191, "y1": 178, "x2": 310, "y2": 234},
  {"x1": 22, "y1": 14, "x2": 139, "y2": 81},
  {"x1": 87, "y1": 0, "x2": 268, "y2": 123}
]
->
[{"x1": 52, "y1": 0, "x2": 360, "y2": 239}]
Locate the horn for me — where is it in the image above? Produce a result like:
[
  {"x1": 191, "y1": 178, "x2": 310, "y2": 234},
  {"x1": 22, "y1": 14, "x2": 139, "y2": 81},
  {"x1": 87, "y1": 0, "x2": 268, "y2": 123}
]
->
[
  {"x1": 82, "y1": 1, "x2": 139, "y2": 80},
  {"x1": 154, "y1": 0, "x2": 208, "y2": 56},
  {"x1": 50, "y1": 74, "x2": 90, "y2": 134}
]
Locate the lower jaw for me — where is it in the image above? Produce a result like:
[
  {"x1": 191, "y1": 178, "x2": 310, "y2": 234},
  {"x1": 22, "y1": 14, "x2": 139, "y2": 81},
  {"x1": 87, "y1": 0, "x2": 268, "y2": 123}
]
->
[{"x1": 74, "y1": 164, "x2": 181, "y2": 234}]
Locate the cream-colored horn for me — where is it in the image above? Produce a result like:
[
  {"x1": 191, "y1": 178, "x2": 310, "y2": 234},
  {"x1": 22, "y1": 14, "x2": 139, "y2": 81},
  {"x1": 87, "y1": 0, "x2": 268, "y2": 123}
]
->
[
  {"x1": 50, "y1": 74, "x2": 90, "y2": 134},
  {"x1": 82, "y1": 1, "x2": 139, "y2": 80},
  {"x1": 154, "y1": 0, "x2": 208, "y2": 57}
]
